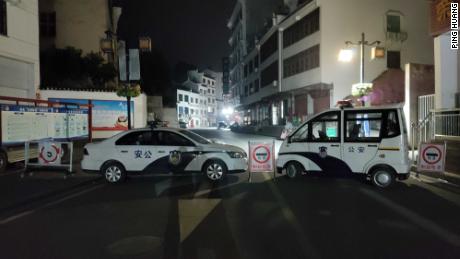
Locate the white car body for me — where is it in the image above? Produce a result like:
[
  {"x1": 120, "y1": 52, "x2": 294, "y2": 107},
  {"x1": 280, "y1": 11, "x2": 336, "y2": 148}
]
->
[
  {"x1": 277, "y1": 106, "x2": 411, "y2": 187},
  {"x1": 81, "y1": 128, "x2": 247, "y2": 176}
]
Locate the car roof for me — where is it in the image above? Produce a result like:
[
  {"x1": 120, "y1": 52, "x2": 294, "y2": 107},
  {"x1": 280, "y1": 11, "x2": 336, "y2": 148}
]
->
[
  {"x1": 125, "y1": 127, "x2": 186, "y2": 133},
  {"x1": 322, "y1": 104, "x2": 403, "y2": 113},
  {"x1": 342, "y1": 104, "x2": 403, "y2": 110}
]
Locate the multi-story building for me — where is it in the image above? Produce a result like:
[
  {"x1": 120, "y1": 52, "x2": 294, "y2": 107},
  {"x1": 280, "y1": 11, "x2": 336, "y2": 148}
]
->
[
  {"x1": 228, "y1": 0, "x2": 434, "y2": 126},
  {"x1": 177, "y1": 69, "x2": 219, "y2": 127},
  {"x1": 38, "y1": 0, "x2": 117, "y2": 56},
  {"x1": 227, "y1": 0, "x2": 284, "y2": 107},
  {"x1": 0, "y1": 0, "x2": 40, "y2": 98}
]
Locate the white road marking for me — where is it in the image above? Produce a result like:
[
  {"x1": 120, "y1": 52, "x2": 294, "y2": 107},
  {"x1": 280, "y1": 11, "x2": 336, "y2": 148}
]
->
[
  {"x1": 193, "y1": 179, "x2": 213, "y2": 198},
  {"x1": 262, "y1": 172, "x2": 320, "y2": 259},
  {"x1": 193, "y1": 180, "x2": 241, "y2": 198},
  {"x1": 0, "y1": 184, "x2": 104, "y2": 225},
  {"x1": 360, "y1": 187, "x2": 460, "y2": 247},
  {"x1": 0, "y1": 210, "x2": 35, "y2": 224}
]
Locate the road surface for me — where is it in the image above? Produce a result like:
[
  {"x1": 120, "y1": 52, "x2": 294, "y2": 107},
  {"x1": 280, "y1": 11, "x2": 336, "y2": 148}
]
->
[{"x1": 0, "y1": 129, "x2": 459, "y2": 259}]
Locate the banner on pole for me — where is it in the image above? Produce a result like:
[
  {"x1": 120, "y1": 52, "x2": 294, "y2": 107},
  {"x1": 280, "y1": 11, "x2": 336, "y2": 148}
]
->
[
  {"x1": 129, "y1": 49, "x2": 140, "y2": 80},
  {"x1": 118, "y1": 41, "x2": 127, "y2": 81}
]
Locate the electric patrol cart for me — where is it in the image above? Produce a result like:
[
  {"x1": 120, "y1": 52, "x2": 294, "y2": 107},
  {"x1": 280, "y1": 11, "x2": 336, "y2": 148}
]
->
[{"x1": 276, "y1": 104, "x2": 410, "y2": 188}]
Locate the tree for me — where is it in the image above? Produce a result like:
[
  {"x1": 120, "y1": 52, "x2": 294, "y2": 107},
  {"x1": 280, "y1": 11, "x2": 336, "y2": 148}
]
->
[{"x1": 40, "y1": 47, "x2": 116, "y2": 89}]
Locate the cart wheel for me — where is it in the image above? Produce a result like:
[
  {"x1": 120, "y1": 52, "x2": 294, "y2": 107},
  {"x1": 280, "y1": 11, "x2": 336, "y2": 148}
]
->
[
  {"x1": 284, "y1": 161, "x2": 303, "y2": 179},
  {"x1": 370, "y1": 166, "x2": 395, "y2": 188}
]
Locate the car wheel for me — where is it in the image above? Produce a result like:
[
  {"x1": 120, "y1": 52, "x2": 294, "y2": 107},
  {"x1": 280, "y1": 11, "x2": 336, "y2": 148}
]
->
[
  {"x1": 0, "y1": 151, "x2": 7, "y2": 174},
  {"x1": 371, "y1": 167, "x2": 394, "y2": 188},
  {"x1": 284, "y1": 161, "x2": 302, "y2": 179},
  {"x1": 101, "y1": 162, "x2": 126, "y2": 184},
  {"x1": 203, "y1": 160, "x2": 227, "y2": 181}
]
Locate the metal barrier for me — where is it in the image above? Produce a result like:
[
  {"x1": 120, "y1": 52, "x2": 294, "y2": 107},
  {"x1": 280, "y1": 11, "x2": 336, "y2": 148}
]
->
[
  {"x1": 418, "y1": 94, "x2": 434, "y2": 123},
  {"x1": 410, "y1": 107, "x2": 460, "y2": 164},
  {"x1": 433, "y1": 108, "x2": 460, "y2": 138}
]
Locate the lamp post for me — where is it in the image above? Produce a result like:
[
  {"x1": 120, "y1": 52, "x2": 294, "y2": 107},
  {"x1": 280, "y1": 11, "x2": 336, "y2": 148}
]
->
[
  {"x1": 339, "y1": 33, "x2": 385, "y2": 106},
  {"x1": 101, "y1": 31, "x2": 151, "y2": 129}
]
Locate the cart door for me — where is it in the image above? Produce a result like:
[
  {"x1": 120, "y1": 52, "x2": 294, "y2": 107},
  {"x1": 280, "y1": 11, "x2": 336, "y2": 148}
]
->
[
  {"x1": 342, "y1": 110, "x2": 383, "y2": 173},
  {"x1": 307, "y1": 111, "x2": 344, "y2": 173}
]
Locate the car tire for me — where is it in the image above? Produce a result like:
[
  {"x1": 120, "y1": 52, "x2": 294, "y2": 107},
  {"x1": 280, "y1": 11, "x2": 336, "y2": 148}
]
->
[
  {"x1": 370, "y1": 166, "x2": 394, "y2": 188},
  {"x1": 101, "y1": 162, "x2": 126, "y2": 184},
  {"x1": 0, "y1": 151, "x2": 7, "y2": 174},
  {"x1": 203, "y1": 160, "x2": 227, "y2": 181},
  {"x1": 284, "y1": 161, "x2": 303, "y2": 179}
]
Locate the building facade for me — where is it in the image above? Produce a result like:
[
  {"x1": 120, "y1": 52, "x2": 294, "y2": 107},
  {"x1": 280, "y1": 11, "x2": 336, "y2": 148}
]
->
[
  {"x1": 38, "y1": 0, "x2": 114, "y2": 55},
  {"x1": 227, "y1": 0, "x2": 434, "y2": 126},
  {"x1": 0, "y1": 0, "x2": 40, "y2": 98},
  {"x1": 177, "y1": 70, "x2": 219, "y2": 127},
  {"x1": 227, "y1": 0, "x2": 284, "y2": 107},
  {"x1": 430, "y1": 0, "x2": 459, "y2": 109}
]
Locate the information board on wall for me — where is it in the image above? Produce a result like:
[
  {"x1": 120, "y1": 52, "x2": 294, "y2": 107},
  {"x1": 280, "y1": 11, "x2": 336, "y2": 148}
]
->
[
  {"x1": 49, "y1": 98, "x2": 134, "y2": 131},
  {"x1": 1, "y1": 105, "x2": 88, "y2": 145}
]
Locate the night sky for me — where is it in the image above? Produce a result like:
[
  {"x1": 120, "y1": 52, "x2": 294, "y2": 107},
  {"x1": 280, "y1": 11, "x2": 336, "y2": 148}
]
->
[{"x1": 117, "y1": 0, "x2": 235, "y2": 72}]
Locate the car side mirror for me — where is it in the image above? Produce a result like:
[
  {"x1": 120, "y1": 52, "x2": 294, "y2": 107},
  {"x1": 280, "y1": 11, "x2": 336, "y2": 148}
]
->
[{"x1": 287, "y1": 136, "x2": 292, "y2": 143}]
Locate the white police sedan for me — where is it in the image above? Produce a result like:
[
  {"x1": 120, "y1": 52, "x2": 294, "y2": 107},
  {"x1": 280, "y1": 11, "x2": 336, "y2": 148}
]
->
[{"x1": 81, "y1": 128, "x2": 247, "y2": 183}]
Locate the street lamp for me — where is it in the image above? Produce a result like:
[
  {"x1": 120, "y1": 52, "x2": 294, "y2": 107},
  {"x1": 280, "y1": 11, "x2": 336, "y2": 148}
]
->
[
  {"x1": 338, "y1": 32, "x2": 383, "y2": 105},
  {"x1": 100, "y1": 31, "x2": 151, "y2": 129},
  {"x1": 338, "y1": 32, "x2": 382, "y2": 84}
]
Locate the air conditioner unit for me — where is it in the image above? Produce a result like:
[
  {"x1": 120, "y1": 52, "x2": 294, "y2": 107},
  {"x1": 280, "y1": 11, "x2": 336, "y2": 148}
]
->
[{"x1": 273, "y1": 80, "x2": 278, "y2": 87}]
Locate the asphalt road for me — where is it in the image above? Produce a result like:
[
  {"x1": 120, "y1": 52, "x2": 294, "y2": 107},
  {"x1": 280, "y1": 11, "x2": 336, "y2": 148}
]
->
[{"x1": 1, "y1": 129, "x2": 460, "y2": 259}]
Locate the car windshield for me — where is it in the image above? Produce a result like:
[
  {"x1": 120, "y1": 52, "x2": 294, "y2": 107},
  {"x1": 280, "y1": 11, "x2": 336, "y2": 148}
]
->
[{"x1": 179, "y1": 130, "x2": 211, "y2": 144}]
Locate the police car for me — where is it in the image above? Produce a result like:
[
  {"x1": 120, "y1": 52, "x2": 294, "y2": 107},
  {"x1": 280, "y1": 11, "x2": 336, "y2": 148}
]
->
[
  {"x1": 277, "y1": 104, "x2": 410, "y2": 188},
  {"x1": 81, "y1": 128, "x2": 247, "y2": 183}
]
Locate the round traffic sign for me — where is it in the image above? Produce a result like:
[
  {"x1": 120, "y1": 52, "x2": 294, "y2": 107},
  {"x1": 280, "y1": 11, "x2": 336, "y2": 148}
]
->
[
  {"x1": 39, "y1": 143, "x2": 60, "y2": 164},
  {"x1": 252, "y1": 145, "x2": 271, "y2": 163},
  {"x1": 422, "y1": 145, "x2": 442, "y2": 165}
]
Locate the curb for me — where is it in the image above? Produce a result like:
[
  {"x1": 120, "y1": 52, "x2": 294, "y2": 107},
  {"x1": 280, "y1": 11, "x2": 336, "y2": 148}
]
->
[{"x1": 410, "y1": 169, "x2": 460, "y2": 189}]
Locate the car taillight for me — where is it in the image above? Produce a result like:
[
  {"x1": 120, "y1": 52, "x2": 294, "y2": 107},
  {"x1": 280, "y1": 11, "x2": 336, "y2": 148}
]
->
[{"x1": 83, "y1": 148, "x2": 89, "y2": 155}]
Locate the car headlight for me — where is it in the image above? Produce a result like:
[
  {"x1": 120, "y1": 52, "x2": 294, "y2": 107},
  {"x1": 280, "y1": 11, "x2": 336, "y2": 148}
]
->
[{"x1": 227, "y1": 151, "x2": 246, "y2": 158}]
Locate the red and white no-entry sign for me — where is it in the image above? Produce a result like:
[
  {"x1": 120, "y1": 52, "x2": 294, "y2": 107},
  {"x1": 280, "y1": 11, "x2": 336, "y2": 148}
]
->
[
  {"x1": 249, "y1": 141, "x2": 275, "y2": 173},
  {"x1": 417, "y1": 142, "x2": 446, "y2": 173},
  {"x1": 38, "y1": 142, "x2": 62, "y2": 165}
]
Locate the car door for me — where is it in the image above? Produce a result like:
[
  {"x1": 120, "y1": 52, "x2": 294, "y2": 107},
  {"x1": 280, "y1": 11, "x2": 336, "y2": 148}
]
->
[
  {"x1": 114, "y1": 130, "x2": 159, "y2": 172},
  {"x1": 342, "y1": 110, "x2": 383, "y2": 173},
  {"x1": 145, "y1": 130, "x2": 198, "y2": 174},
  {"x1": 284, "y1": 122, "x2": 310, "y2": 167},
  {"x1": 307, "y1": 111, "x2": 345, "y2": 173}
]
